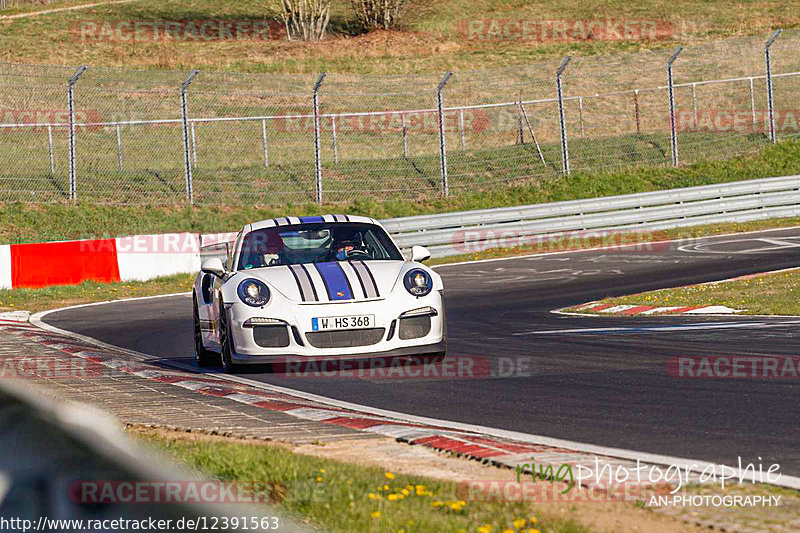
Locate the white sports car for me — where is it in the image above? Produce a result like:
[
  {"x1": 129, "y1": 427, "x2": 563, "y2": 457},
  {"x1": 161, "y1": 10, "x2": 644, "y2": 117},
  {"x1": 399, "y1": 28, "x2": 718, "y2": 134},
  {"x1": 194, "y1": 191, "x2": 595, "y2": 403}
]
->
[{"x1": 193, "y1": 215, "x2": 446, "y2": 372}]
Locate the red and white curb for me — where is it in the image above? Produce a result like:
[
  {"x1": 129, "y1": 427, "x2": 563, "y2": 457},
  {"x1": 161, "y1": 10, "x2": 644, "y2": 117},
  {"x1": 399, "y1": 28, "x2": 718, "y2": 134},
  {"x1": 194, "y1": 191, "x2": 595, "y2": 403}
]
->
[
  {"x1": 554, "y1": 266, "x2": 800, "y2": 317},
  {"x1": 558, "y1": 302, "x2": 745, "y2": 317}
]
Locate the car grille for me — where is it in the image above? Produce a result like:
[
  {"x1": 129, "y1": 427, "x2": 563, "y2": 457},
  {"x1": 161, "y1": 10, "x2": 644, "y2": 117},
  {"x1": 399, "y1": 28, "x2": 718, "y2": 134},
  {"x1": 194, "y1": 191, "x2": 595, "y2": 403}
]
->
[
  {"x1": 305, "y1": 328, "x2": 386, "y2": 349},
  {"x1": 252, "y1": 325, "x2": 291, "y2": 348},
  {"x1": 398, "y1": 316, "x2": 431, "y2": 340}
]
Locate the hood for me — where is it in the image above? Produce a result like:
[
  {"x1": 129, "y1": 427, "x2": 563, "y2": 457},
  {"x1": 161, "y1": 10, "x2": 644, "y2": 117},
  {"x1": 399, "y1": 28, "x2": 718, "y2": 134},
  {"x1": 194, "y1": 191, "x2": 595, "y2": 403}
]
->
[{"x1": 236, "y1": 260, "x2": 408, "y2": 303}]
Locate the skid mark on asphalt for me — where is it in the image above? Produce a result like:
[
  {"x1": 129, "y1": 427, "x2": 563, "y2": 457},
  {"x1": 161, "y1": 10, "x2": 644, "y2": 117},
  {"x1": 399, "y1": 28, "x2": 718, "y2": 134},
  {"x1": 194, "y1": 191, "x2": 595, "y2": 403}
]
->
[{"x1": 513, "y1": 321, "x2": 800, "y2": 336}]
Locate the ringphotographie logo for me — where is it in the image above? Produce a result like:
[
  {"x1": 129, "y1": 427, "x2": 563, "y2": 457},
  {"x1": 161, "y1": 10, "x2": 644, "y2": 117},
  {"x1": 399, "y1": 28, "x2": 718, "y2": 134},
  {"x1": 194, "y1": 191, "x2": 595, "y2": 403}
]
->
[
  {"x1": 458, "y1": 19, "x2": 675, "y2": 42},
  {"x1": 73, "y1": 20, "x2": 284, "y2": 43}
]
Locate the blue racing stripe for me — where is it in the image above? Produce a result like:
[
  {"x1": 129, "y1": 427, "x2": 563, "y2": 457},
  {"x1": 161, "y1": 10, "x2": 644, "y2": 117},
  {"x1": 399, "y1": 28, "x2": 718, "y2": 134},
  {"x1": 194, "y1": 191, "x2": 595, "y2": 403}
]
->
[
  {"x1": 299, "y1": 216, "x2": 325, "y2": 224},
  {"x1": 314, "y1": 262, "x2": 353, "y2": 301}
]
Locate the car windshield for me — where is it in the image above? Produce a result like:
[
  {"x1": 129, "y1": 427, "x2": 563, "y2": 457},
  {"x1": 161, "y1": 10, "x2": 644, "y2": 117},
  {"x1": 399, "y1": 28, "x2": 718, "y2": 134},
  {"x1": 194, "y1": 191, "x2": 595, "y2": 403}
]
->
[{"x1": 236, "y1": 222, "x2": 403, "y2": 270}]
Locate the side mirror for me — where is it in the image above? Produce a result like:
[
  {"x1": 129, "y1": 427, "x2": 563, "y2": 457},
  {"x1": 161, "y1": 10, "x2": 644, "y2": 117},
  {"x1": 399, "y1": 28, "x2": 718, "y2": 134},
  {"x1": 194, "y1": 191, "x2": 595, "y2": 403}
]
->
[
  {"x1": 410, "y1": 245, "x2": 431, "y2": 263},
  {"x1": 201, "y1": 257, "x2": 226, "y2": 278}
]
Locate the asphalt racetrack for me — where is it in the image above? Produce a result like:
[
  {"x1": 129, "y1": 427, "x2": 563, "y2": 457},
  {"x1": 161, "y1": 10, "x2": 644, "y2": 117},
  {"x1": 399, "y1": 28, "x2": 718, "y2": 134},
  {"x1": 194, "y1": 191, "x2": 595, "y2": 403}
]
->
[{"x1": 46, "y1": 227, "x2": 800, "y2": 474}]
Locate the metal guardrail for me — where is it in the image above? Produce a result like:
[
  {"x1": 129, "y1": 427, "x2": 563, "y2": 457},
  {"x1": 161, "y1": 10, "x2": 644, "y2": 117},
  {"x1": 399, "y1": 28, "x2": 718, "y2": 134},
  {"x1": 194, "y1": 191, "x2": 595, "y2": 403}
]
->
[{"x1": 383, "y1": 174, "x2": 800, "y2": 258}]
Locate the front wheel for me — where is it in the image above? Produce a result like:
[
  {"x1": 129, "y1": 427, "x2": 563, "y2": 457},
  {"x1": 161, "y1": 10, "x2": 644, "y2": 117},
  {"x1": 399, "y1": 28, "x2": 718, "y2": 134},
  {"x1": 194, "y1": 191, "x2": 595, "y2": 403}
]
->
[
  {"x1": 194, "y1": 298, "x2": 220, "y2": 367},
  {"x1": 219, "y1": 304, "x2": 242, "y2": 374}
]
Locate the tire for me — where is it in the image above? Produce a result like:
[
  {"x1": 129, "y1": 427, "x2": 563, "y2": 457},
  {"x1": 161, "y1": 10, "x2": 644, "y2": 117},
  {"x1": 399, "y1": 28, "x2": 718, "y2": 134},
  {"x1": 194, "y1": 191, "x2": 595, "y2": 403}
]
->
[
  {"x1": 193, "y1": 297, "x2": 220, "y2": 367},
  {"x1": 219, "y1": 303, "x2": 242, "y2": 374}
]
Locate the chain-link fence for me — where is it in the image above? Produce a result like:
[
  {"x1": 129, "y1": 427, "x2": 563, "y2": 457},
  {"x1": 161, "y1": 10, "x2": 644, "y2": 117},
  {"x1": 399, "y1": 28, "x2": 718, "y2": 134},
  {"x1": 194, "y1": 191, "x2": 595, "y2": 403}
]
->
[{"x1": 1, "y1": 30, "x2": 799, "y2": 205}]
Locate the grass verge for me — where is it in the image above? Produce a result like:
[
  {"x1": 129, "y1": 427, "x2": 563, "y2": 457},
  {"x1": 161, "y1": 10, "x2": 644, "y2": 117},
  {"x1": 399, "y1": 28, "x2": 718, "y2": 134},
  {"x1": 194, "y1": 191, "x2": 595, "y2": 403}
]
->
[
  {"x1": 567, "y1": 268, "x2": 800, "y2": 316},
  {"x1": 1, "y1": 0, "x2": 797, "y2": 72},
  {"x1": 133, "y1": 429, "x2": 586, "y2": 533},
  {"x1": 0, "y1": 273, "x2": 193, "y2": 313},
  {"x1": 3, "y1": 139, "x2": 800, "y2": 244}
]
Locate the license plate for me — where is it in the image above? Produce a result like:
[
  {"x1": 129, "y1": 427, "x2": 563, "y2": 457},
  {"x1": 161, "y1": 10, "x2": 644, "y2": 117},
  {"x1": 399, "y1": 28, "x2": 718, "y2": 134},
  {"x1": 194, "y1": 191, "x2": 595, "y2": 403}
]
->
[{"x1": 311, "y1": 315, "x2": 375, "y2": 331}]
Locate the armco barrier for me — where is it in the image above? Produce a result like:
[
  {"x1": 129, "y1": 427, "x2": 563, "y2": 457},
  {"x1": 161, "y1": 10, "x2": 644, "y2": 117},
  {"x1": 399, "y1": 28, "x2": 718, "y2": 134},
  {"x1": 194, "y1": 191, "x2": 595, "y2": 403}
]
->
[
  {"x1": 382, "y1": 174, "x2": 800, "y2": 257},
  {"x1": 2, "y1": 175, "x2": 799, "y2": 289}
]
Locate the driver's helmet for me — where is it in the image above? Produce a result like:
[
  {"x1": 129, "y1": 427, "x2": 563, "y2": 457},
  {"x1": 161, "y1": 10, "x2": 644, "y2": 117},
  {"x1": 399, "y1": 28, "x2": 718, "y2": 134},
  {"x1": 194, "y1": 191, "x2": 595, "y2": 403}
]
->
[
  {"x1": 331, "y1": 230, "x2": 364, "y2": 260},
  {"x1": 334, "y1": 239, "x2": 358, "y2": 261}
]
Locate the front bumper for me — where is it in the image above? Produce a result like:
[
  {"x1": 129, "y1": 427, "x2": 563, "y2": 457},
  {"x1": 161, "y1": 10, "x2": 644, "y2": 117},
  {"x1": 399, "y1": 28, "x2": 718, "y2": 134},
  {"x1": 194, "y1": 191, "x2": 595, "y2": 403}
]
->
[{"x1": 227, "y1": 291, "x2": 446, "y2": 363}]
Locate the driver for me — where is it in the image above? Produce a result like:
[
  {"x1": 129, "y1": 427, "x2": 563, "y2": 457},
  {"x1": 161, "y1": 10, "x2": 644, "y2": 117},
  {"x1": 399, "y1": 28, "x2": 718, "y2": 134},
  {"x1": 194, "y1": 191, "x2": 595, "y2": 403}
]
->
[{"x1": 329, "y1": 230, "x2": 367, "y2": 261}]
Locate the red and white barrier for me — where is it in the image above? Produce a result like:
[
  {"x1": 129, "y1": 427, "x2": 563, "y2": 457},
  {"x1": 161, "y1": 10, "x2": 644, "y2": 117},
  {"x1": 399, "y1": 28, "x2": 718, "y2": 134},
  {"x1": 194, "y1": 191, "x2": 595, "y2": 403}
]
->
[{"x1": 0, "y1": 233, "x2": 201, "y2": 290}]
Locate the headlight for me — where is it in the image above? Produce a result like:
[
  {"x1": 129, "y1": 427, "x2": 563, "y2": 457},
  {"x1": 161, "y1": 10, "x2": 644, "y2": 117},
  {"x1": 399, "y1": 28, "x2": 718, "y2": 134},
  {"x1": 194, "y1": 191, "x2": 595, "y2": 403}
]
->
[
  {"x1": 237, "y1": 278, "x2": 271, "y2": 307},
  {"x1": 403, "y1": 269, "x2": 433, "y2": 297}
]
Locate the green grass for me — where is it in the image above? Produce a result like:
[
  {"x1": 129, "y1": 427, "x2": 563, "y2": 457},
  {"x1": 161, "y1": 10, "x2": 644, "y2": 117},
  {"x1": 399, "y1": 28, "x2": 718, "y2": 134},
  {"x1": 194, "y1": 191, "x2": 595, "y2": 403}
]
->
[
  {"x1": 0, "y1": 273, "x2": 193, "y2": 312},
  {"x1": 0, "y1": 0, "x2": 798, "y2": 73},
  {"x1": 568, "y1": 268, "x2": 800, "y2": 316},
  {"x1": 133, "y1": 429, "x2": 587, "y2": 533},
  {"x1": 2, "y1": 138, "x2": 800, "y2": 243}
]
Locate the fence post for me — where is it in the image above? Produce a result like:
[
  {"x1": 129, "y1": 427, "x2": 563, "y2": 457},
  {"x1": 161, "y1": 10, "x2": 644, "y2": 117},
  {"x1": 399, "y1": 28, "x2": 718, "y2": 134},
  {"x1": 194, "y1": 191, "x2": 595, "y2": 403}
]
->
[
  {"x1": 436, "y1": 72, "x2": 453, "y2": 196},
  {"x1": 67, "y1": 65, "x2": 86, "y2": 202},
  {"x1": 667, "y1": 46, "x2": 683, "y2": 167},
  {"x1": 578, "y1": 96, "x2": 585, "y2": 138},
  {"x1": 312, "y1": 73, "x2": 327, "y2": 204},
  {"x1": 47, "y1": 125, "x2": 55, "y2": 175},
  {"x1": 180, "y1": 69, "x2": 199, "y2": 205},
  {"x1": 115, "y1": 124, "x2": 123, "y2": 171},
  {"x1": 765, "y1": 29, "x2": 782, "y2": 143},
  {"x1": 1, "y1": 0, "x2": 5, "y2": 11},
  {"x1": 633, "y1": 90, "x2": 641, "y2": 135},
  {"x1": 556, "y1": 56, "x2": 571, "y2": 176},
  {"x1": 190, "y1": 122, "x2": 198, "y2": 169},
  {"x1": 748, "y1": 77, "x2": 756, "y2": 130},
  {"x1": 262, "y1": 119, "x2": 269, "y2": 167}
]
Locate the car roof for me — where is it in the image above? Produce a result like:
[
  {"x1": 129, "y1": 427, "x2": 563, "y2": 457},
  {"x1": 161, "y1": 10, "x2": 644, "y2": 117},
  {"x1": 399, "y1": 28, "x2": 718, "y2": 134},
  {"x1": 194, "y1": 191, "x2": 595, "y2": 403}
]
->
[{"x1": 247, "y1": 214, "x2": 381, "y2": 232}]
